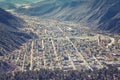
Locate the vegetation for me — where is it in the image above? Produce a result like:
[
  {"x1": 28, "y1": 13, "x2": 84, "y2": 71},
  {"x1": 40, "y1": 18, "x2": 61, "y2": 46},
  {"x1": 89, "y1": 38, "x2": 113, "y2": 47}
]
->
[
  {"x1": 0, "y1": 8, "x2": 32, "y2": 56},
  {"x1": 0, "y1": 66, "x2": 120, "y2": 80}
]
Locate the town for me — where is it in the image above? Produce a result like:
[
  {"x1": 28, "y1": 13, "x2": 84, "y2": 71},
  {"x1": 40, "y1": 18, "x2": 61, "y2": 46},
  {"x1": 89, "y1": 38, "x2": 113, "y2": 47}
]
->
[{"x1": 2, "y1": 14, "x2": 120, "y2": 72}]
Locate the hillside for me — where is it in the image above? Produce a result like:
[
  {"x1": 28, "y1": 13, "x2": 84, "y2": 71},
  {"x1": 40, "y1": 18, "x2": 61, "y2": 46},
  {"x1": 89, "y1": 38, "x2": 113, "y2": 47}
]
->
[
  {"x1": 0, "y1": 67, "x2": 120, "y2": 80},
  {"x1": 17, "y1": 0, "x2": 120, "y2": 33},
  {"x1": 0, "y1": 8, "x2": 31, "y2": 56},
  {"x1": 84, "y1": 0, "x2": 120, "y2": 33},
  {"x1": 0, "y1": 2, "x2": 16, "y2": 10},
  {"x1": 1, "y1": 0, "x2": 44, "y2": 5},
  {"x1": 0, "y1": 60, "x2": 14, "y2": 73},
  {"x1": 17, "y1": 0, "x2": 91, "y2": 21}
]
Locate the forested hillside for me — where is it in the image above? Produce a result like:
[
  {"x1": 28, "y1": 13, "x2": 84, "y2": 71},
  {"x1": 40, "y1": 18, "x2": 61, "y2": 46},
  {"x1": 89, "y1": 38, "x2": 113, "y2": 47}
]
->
[{"x1": 0, "y1": 66, "x2": 119, "y2": 80}]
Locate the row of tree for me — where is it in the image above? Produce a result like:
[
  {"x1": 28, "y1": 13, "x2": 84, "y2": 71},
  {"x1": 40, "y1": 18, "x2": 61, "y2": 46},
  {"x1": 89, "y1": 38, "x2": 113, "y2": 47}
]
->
[{"x1": 0, "y1": 66, "x2": 120, "y2": 80}]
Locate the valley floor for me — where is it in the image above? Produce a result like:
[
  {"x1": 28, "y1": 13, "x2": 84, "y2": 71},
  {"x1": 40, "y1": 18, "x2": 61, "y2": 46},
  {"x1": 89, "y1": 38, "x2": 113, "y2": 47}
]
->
[{"x1": 1, "y1": 12, "x2": 120, "y2": 72}]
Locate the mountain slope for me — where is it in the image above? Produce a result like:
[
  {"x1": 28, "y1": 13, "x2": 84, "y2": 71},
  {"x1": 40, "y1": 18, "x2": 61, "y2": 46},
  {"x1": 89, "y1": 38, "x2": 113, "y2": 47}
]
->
[
  {"x1": 0, "y1": 8, "x2": 31, "y2": 56},
  {"x1": 0, "y1": 2, "x2": 16, "y2": 10},
  {"x1": 2, "y1": 0, "x2": 44, "y2": 5},
  {"x1": 0, "y1": 60, "x2": 14, "y2": 73},
  {"x1": 17, "y1": 0, "x2": 91, "y2": 22},
  {"x1": 85, "y1": 0, "x2": 120, "y2": 33},
  {"x1": 18, "y1": 0, "x2": 120, "y2": 33}
]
